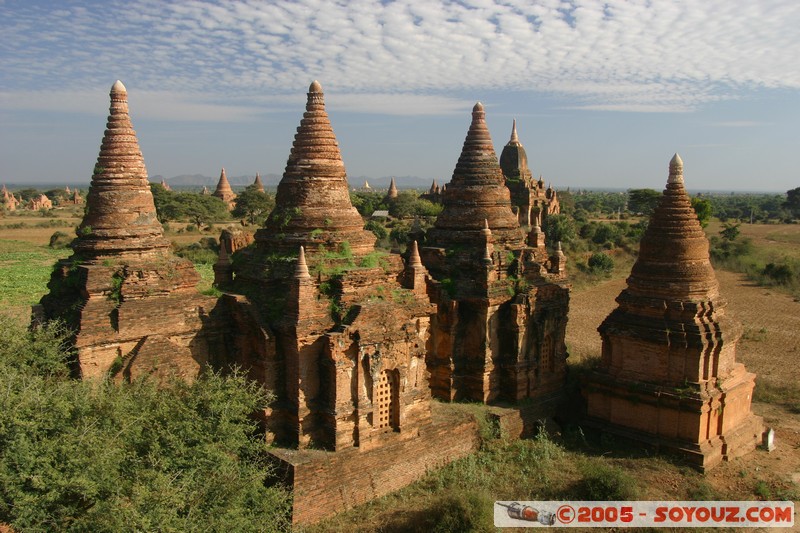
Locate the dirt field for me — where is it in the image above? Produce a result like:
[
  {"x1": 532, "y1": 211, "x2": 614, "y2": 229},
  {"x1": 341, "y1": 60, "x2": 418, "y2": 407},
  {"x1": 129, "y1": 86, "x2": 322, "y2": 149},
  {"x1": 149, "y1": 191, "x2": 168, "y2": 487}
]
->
[{"x1": 567, "y1": 268, "x2": 800, "y2": 503}]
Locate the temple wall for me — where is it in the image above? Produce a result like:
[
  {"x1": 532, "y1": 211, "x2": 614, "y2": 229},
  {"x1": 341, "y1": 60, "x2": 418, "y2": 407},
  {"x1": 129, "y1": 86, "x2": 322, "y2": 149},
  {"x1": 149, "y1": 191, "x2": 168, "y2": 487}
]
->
[{"x1": 271, "y1": 404, "x2": 479, "y2": 524}]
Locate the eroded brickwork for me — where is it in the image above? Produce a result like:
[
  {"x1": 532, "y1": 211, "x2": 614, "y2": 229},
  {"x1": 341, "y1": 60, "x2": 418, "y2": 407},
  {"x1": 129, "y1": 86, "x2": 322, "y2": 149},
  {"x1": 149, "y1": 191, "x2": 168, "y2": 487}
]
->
[
  {"x1": 38, "y1": 81, "x2": 229, "y2": 382},
  {"x1": 421, "y1": 103, "x2": 571, "y2": 404}
]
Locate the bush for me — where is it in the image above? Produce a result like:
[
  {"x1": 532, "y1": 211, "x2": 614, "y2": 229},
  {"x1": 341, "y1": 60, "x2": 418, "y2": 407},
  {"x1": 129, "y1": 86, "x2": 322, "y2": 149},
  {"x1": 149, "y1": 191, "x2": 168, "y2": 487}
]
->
[
  {"x1": 577, "y1": 461, "x2": 638, "y2": 500},
  {"x1": 0, "y1": 316, "x2": 291, "y2": 531},
  {"x1": 48, "y1": 231, "x2": 73, "y2": 249},
  {"x1": 587, "y1": 252, "x2": 614, "y2": 275},
  {"x1": 365, "y1": 219, "x2": 388, "y2": 240},
  {"x1": 761, "y1": 262, "x2": 794, "y2": 285}
]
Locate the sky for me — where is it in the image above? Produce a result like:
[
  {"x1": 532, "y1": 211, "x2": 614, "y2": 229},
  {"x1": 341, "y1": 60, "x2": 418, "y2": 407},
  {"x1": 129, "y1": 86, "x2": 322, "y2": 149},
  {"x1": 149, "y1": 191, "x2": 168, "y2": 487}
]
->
[{"x1": 1, "y1": 0, "x2": 799, "y2": 192}]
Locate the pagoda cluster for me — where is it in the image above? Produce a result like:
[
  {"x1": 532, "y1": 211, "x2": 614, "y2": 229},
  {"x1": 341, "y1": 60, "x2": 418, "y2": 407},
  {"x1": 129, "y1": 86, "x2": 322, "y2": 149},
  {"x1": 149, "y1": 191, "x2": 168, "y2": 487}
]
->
[{"x1": 36, "y1": 79, "x2": 763, "y2": 523}]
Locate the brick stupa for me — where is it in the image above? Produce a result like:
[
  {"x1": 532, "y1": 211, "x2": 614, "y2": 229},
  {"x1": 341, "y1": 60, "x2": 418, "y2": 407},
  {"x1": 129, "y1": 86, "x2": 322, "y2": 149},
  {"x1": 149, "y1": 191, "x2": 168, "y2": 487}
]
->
[
  {"x1": 421, "y1": 104, "x2": 570, "y2": 403},
  {"x1": 37, "y1": 81, "x2": 224, "y2": 381},
  {"x1": 584, "y1": 154, "x2": 764, "y2": 470},
  {"x1": 213, "y1": 167, "x2": 237, "y2": 209},
  {"x1": 257, "y1": 80, "x2": 375, "y2": 256},
  {"x1": 252, "y1": 172, "x2": 265, "y2": 192},
  {"x1": 426, "y1": 102, "x2": 525, "y2": 249}
]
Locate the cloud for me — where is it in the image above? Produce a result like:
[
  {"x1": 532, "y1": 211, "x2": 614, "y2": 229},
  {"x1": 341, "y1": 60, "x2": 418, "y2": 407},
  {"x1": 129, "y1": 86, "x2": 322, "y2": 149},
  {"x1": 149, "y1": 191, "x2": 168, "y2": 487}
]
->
[
  {"x1": 710, "y1": 121, "x2": 773, "y2": 128},
  {"x1": 0, "y1": 89, "x2": 264, "y2": 122},
  {"x1": 1, "y1": 0, "x2": 799, "y2": 116}
]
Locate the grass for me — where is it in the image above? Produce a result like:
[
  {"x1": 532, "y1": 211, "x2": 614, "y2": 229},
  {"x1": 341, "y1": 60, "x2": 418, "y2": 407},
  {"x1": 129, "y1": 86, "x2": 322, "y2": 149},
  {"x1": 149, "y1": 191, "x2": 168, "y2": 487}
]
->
[
  {"x1": 0, "y1": 240, "x2": 70, "y2": 316},
  {"x1": 0, "y1": 236, "x2": 216, "y2": 321}
]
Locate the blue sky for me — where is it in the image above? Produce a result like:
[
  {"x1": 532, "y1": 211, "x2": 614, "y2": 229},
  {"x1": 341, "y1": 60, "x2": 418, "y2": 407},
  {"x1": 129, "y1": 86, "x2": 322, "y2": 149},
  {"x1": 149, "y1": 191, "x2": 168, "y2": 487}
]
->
[{"x1": 1, "y1": 0, "x2": 799, "y2": 192}]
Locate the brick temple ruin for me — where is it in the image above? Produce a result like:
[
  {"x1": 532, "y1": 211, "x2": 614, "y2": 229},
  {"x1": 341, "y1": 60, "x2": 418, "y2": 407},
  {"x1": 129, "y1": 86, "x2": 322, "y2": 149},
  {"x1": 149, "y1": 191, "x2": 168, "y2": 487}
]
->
[
  {"x1": 499, "y1": 119, "x2": 560, "y2": 226},
  {"x1": 36, "y1": 80, "x2": 765, "y2": 523},
  {"x1": 584, "y1": 154, "x2": 763, "y2": 470}
]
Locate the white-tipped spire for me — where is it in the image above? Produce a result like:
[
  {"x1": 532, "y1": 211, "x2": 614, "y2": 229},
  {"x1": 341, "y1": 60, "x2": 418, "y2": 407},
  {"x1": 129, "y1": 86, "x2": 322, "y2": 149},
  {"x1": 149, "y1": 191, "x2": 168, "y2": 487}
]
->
[
  {"x1": 111, "y1": 80, "x2": 126, "y2": 93},
  {"x1": 295, "y1": 246, "x2": 311, "y2": 279},
  {"x1": 668, "y1": 153, "x2": 684, "y2": 184},
  {"x1": 481, "y1": 218, "x2": 491, "y2": 236}
]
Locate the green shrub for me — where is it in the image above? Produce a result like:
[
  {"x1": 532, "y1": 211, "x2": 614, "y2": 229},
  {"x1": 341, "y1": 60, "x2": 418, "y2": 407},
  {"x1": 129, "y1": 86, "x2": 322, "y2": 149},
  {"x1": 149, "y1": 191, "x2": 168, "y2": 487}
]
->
[
  {"x1": 577, "y1": 461, "x2": 638, "y2": 500},
  {"x1": 365, "y1": 220, "x2": 388, "y2": 240},
  {"x1": 48, "y1": 231, "x2": 73, "y2": 249},
  {"x1": 587, "y1": 252, "x2": 614, "y2": 275},
  {"x1": 422, "y1": 490, "x2": 494, "y2": 533},
  {"x1": 0, "y1": 316, "x2": 291, "y2": 531}
]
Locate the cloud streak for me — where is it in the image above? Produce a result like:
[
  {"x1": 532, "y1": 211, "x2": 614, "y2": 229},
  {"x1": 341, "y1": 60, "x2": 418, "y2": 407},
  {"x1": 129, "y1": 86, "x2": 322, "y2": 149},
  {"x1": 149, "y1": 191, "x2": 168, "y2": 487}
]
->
[{"x1": 1, "y1": 0, "x2": 799, "y2": 117}]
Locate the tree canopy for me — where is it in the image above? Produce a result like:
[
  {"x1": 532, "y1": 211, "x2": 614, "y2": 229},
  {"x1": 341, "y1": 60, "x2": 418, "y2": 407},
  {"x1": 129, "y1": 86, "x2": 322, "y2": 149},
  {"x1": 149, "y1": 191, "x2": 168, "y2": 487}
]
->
[
  {"x1": 232, "y1": 185, "x2": 275, "y2": 225},
  {"x1": 150, "y1": 184, "x2": 230, "y2": 228},
  {"x1": 627, "y1": 188, "x2": 662, "y2": 216}
]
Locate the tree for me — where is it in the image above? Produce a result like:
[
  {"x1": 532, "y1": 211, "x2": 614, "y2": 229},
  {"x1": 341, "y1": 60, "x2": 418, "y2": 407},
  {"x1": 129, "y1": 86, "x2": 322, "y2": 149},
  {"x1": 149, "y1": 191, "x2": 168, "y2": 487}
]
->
[
  {"x1": 173, "y1": 193, "x2": 230, "y2": 228},
  {"x1": 542, "y1": 213, "x2": 576, "y2": 246},
  {"x1": 785, "y1": 187, "x2": 800, "y2": 218},
  {"x1": 720, "y1": 222, "x2": 740, "y2": 242},
  {"x1": 232, "y1": 186, "x2": 275, "y2": 225},
  {"x1": 691, "y1": 197, "x2": 713, "y2": 227},
  {"x1": 627, "y1": 189, "x2": 661, "y2": 216},
  {"x1": 150, "y1": 184, "x2": 230, "y2": 228}
]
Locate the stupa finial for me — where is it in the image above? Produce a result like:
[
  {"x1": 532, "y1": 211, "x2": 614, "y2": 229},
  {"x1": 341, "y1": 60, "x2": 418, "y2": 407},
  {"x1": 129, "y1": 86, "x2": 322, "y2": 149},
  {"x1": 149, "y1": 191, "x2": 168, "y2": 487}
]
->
[
  {"x1": 668, "y1": 153, "x2": 684, "y2": 184},
  {"x1": 510, "y1": 119, "x2": 519, "y2": 143}
]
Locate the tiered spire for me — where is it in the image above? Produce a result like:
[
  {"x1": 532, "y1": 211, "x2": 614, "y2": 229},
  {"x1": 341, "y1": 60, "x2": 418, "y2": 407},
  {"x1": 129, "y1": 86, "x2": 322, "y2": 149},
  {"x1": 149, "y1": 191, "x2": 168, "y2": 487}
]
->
[
  {"x1": 294, "y1": 246, "x2": 311, "y2": 279},
  {"x1": 253, "y1": 172, "x2": 265, "y2": 192},
  {"x1": 499, "y1": 118, "x2": 531, "y2": 178},
  {"x1": 625, "y1": 153, "x2": 718, "y2": 300},
  {"x1": 587, "y1": 154, "x2": 763, "y2": 468},
  {"x1": 213, "y1": 168, "x2": 237, "y2": 208},
  {"x1": 73, "y1": 80, "x2": 170, "y2": 259},
  {"x1": 427, "y1": 102, "x2": 524, "y2": 249},
  {"x1": 258, "y1": 81, "x2": 375, "y2": 255},
  {"x1": 386, "y1": 176, "x2": 398, "y2": 199}
]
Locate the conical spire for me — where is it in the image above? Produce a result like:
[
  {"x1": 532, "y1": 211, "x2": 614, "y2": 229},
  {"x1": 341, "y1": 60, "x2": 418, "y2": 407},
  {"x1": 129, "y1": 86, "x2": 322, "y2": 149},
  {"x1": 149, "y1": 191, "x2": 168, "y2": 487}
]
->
[
  {"x1": 294, "y1": 246, "x2": 311, "y2": 279},
  {"x1": 408, "y1": 240, "x2": 423, "y2": 268},
  {"x1": 73, "y1": 80, "x2": 169, "y2": 259},
  {"x1": 253, "y1": 172, "x2": 265, "y2": 192},
  {"x1": 214, "y1": 168, "x2": 232, "y2": 195},
  {"x1": 427, "y1": 102, "x2": 523, "y2": 249},
  {"x1": 626, "y1": 154, "x2": 718, "y2": 300},
  {"x1": 387, "y1": 176, "x2": 398, "y2": 199},
  {"x1": 510, "y1": 119, "x2": 520, "y2": 144},
  {"x1": 258, "y1": 80, "x2": 375, "y2": 255},
  {"x1": 213, "y1": 168, "x2": 237, "y2": 209}
]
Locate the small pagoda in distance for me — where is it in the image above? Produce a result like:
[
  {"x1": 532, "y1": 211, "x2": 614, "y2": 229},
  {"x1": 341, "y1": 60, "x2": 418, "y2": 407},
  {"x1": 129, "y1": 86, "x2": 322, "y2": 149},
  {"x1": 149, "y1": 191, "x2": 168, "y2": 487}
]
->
[{"x1": 213, "y1": 167, "x2": 237, "y2": 209}]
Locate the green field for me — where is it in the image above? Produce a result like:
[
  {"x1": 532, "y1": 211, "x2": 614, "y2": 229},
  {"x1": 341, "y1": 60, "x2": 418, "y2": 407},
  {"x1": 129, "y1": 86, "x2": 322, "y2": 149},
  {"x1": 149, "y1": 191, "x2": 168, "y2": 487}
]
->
[{"x1": 0, "y1": 240, "x2": 70, "y2": 319}]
